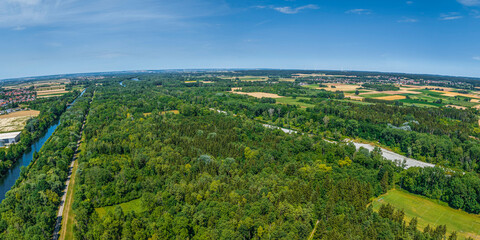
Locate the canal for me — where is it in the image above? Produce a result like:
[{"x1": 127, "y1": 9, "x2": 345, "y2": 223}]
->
[{"x1": 0, "y1": 88, "x2": 86, "y2": 201}]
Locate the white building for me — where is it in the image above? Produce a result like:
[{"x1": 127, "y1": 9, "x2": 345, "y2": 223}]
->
[{"x1": 0, "y1": 131, "x2": 21, "y2": 147}]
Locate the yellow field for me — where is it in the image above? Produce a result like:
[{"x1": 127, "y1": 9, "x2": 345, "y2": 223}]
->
[
  {"x1": 37, "y1": 94, "x2": 63, "y2": 98},
  {"x1": 318, "y1": 84, "x2": 363, "y2": 92},
  {"x1": 37, "y1": 89, "x2": 69, "y2": 96},
  {"x1": 3, "y1": 79, "x2": 70, "y2": 90},
  {"x1": 374, "y1": 95, "x2": 406, "y2": 101},
  {"x1": 230, "y1": 91, "x2": 283, "y2": 98},
  {"x1": 0, "y1": 110, "x2": 40, "y2": 133},
  {"x1": 433, "y1": 90, "x2": 480, "y2": 99}
]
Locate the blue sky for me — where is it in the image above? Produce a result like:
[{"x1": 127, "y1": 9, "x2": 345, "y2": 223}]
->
[{"x1": 1, "y1": 0, "x2": 480, "y2": 79}]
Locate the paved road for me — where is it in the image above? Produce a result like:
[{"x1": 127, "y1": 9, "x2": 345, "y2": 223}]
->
[{"x1": 350, "y1": 142, "x2": 435, "y2": 169}]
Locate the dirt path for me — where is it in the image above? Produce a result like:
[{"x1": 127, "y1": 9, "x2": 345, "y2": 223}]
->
[
  {"x1": 52, "y1": 123, "x2": 84, "y2": 240},
  {"x1": 58, "y1": 149, "x2": 79, "y2": 240},
  {"x1": 308, "y1": 220, "x2": 320, "y2": 240}
]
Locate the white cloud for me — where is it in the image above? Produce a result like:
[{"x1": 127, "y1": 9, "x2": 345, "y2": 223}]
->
[
  {"x1": 256, "y1": 4, "x2": 318, "y2": 14},
  {"x1": 406, "y1": 1, "x2": 414, "y2": 5},
  {"x1": 398, "y1": 17, "x2": 418, "y2": 23},
  {"x1": 345, "y1": 9, "x2": 372, "y2": 15},
  {"x1": 474, "y1": 56, "x2": 480, "y2": 61},
  {"x1": 0, "y1": 0, "x2": 227, "y2": 28},
  {"x1": 271, "y1": 4, "x2": 319, "y2": 14},
  {"x1": 457, "y1": 0, "x2": 480, "y2": 6},
  {"x1": 440, "y1": 12, "x2": 463, "y2": 20}
]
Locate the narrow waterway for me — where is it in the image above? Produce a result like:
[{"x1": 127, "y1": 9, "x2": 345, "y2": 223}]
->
[{"x1": 0, "y1": 88, "x2": 86, "y2": 201}]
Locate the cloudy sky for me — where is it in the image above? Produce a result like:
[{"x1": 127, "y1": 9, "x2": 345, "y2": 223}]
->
[{"x1": 1, "y1": 0, "x2": 480, "y2": 79}]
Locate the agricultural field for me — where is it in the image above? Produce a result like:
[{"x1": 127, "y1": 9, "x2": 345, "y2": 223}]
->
[
  {"x1": 229, "y1": 90, "x2": 283, "y2": 99},
  {"x1": 276, "y1": 96, "x2": 315, "y2": 108},
  {"x1": 0, "y1": 110, "x2": 39, "y2": 133},
  {"x1": 3, "y1": 79, "x2": 70, "y2": 90},
  {"x1": 302, "y1": 83, "x2": 480, "y2": 108},
  {"x1": 36, "y1": 87, "x2": 69, "y2": 97},
  {"x1": 372, "y1": 189, "x2": 480, "y2": 240}
]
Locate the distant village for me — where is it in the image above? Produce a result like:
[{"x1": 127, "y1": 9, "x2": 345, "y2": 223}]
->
[{"x1": 0, "y1": 88, "x2": 36, "y2": 108}]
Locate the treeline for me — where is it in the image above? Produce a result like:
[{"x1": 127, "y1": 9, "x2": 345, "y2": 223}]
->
[
  {"x1": 0, "y1": 91, "x2": 79, "y2": 177},
  {"x1": 400, "y1": 167, "x2": 480, "y2": 213},
  {"x1": 0, "y1": 89, "x2": 93, "y2": 239},
  {"x1": 362, "y1": 83, "x2": 400, "y2": 91}
]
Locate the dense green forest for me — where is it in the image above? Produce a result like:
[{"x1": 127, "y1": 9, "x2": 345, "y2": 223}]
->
[
  {"x1": 0, "y1": 73, "x2": 479, "y2": 239},
  {"x1": 0, "y1": 92, "x2": 79, "y2": 177}
]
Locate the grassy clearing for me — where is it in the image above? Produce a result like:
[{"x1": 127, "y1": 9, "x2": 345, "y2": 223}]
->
[
  {"x1": 95, "y1": 199, "x2": 144, "y2": 218},
  {"x1": 276, "y1": 97, "x2": 314, "y2": 108},
  {"x1": 372, "y1": 189, "x2": 480, "y2": 239}
]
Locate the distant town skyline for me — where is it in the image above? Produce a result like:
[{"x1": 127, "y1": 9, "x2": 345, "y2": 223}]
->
[{"x1": 1, "y1": 0, "x2": 480, "y2": 79}]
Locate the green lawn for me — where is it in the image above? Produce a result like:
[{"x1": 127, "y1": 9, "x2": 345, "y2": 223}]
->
[
  {"x1": 95, "y1": 198, "x2": 144, "y2": 218},
  {"x1": 372, "y1": 189, "x2": 480, "y2": 239}
]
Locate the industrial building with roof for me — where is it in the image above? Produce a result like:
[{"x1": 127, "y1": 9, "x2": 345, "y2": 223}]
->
[{"x1": 0, "y1": 131, "x2": 21, "y2": 147}]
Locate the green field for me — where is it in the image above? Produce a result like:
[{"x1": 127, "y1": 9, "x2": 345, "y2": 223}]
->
[
  {"x1": 361, "y1": 93, "x2": 391, "y2": 98},
  {"x1": 372, "y1": 189, "x2": 480, "y2": 239},
  {"x1": 276, "y1": 97, "x2": 315, "y2": 108},
  {"x1": 95, "y1": 198, "x2": 144, "y2": 218}
]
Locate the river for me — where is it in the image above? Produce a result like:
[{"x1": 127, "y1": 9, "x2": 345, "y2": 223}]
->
[{"x1": 0, "y1": 88, "x2": 86, "y2": 202}]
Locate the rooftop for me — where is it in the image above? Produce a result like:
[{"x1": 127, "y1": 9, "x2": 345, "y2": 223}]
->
[{"x1": 0, "y1": 131, "x2": 21, "y2": 140}]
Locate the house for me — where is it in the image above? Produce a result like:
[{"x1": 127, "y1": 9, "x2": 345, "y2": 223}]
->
[{"x1": 0, "y1": 131, "x2": 21, "y2": 147}]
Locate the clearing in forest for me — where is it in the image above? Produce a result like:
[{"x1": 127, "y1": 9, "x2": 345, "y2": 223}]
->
[
  {"x1": 95, "y1": 199, "x2": 144, "y2": 218},
  {"x1": 0, "y1": 110, "x2": 40, "y2": 132},
  {"x1": 372, "y1": 189, "x2": 480, "y2": 240}
]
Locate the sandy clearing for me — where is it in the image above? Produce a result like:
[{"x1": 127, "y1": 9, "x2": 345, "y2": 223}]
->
[
  {"x1": 445, "y1": 105, "x2": 467, "y2": 110},
  {"x1": 471, "y1": 99, "x2": 480, "y2": 103},
  {"x1": 374, "y1": 95, "x2": 407, "y2": 101},
  {"x1": 474, "y1": 105, "x2": 480, "y2": 109},
  {"x1": 230, "y1": 91, "x2": 283, "y2": 98}
]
